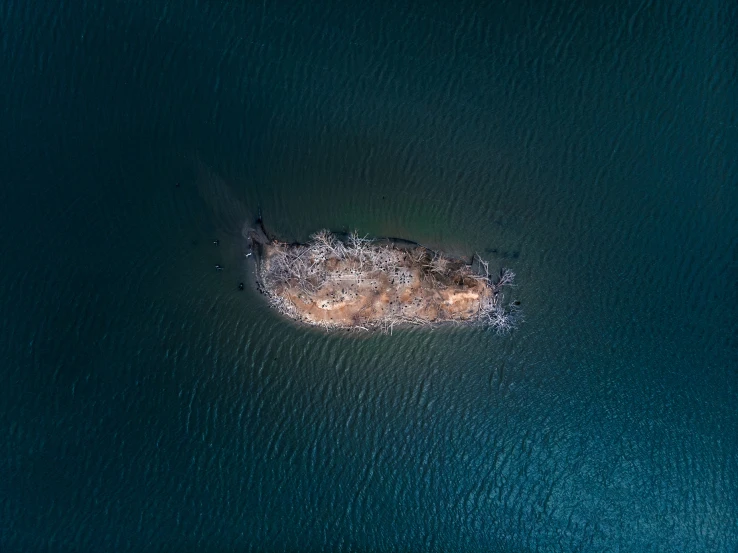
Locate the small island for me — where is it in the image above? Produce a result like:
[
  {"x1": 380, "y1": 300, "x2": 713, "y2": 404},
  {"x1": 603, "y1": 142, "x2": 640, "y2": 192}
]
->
[{"x1": 249, "y1": 221, "x2": 520, "y2": 333}]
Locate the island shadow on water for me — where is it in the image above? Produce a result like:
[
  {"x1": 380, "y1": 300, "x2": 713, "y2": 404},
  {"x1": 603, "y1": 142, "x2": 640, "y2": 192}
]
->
[{"x1": 192, "y1": 162, "x2": 521, "y2": 334}]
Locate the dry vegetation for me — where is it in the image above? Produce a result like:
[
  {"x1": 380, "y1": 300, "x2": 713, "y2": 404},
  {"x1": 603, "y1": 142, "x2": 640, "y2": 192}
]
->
[{"x1": 254, "y1": 229, "x2": 520, "y2": 334}]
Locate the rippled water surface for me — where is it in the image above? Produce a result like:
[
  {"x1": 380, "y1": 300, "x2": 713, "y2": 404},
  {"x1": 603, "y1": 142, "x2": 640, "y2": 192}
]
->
[{"x1": 1, "y1": 0, "x2": 736, "y2": 551}]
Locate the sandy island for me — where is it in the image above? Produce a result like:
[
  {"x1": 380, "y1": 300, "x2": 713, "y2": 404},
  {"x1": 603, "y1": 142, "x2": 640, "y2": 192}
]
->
[{"x1": 249, "y1": 221, "x2": 519, "y2": 333}]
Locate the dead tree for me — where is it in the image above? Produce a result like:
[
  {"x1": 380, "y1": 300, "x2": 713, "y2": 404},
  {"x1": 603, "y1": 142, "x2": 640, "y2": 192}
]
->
[
  {"x1": 494, "y1": 268, "x2": 515, "y2": 289},
  {"x1": 429, "y1": 252, "x2": 449, "y2": 274}
]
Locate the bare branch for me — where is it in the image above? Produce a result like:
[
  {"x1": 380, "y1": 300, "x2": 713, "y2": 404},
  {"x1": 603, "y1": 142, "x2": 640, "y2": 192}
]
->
[{"x1": 495, "y1": 268, "x2": 516, "y2": 288}]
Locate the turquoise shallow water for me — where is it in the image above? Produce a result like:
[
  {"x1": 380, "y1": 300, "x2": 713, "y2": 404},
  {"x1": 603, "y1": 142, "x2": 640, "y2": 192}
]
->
[{"x1": 1, "y1": 0, "x2": 736, "y2": 551}]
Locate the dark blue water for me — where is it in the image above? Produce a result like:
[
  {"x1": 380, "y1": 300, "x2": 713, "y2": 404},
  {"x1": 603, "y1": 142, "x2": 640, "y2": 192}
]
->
[{"x1": 1, "y1": 0, "x2": 736, "y2": 551}]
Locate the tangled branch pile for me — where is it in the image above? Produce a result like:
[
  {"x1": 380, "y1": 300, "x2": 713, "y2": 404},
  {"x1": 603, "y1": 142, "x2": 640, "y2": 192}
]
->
[{"x1": 255, "y1": 229, "x2": 520, "y2": 334}]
